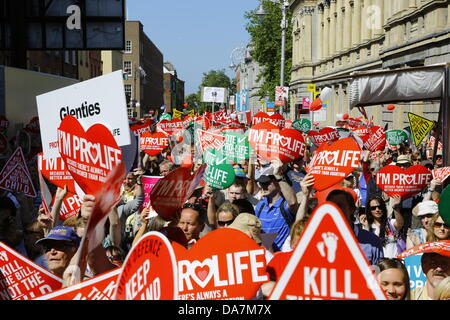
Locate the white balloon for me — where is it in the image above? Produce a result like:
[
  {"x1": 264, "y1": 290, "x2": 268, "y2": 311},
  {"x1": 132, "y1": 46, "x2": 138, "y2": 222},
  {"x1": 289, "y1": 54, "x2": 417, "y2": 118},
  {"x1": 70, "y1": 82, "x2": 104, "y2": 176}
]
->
[
  {"x1": 336, "y1": 113, "x2": 344, "y2": 121},
  {"x1": 320, "y1": 87, "x2": 333, "y2": 102}
]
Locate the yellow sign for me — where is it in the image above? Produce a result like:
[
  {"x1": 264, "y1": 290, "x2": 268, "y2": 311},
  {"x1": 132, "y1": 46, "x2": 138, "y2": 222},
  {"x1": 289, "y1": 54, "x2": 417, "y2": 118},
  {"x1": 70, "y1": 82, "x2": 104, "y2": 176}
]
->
[
  {"x1": 307, "y1": 84, "x2": 316, "y2": 92},
  {"x1": 314, "y1": 91, "x2": 321, "y2": 100},
  {"x1": 188, "y1": 109, "x2": 195, "y2": 117},
  {"x1": 408, "y1": 112, "x2": 435, "y2": 147},
  {"x1": 173, "y1": 109, "x2": 183, "y2": 119}
]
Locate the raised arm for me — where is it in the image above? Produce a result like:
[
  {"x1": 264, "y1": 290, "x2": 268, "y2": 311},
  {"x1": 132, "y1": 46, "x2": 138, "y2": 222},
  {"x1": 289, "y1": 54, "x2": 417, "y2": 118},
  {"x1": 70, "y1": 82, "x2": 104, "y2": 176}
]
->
[
  {"x1": 49, "y1": 186, "x2": 68, "y2": 228},
  {"x1": 296, "y1": 173, "x2": 315, "y2": 222},
  {"x1": 391, "y1": 194, "x2": 404, "y2": 232},
  {"x1": 273, "y1": 160, "x2": 298, "y2": 211}
]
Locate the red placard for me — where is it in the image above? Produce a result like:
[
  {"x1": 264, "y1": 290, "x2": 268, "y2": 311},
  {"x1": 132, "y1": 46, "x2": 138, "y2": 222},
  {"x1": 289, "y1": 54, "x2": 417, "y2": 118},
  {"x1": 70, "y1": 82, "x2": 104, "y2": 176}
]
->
[
  {"x1": 0, "y1": 242, "x2": 63, "y2": 300},
  {"x1": 269, "y1": 203, "x2": 386, "y2": 300},
  {"x1": 197, "y1": 129, "x2": 226, "y2": 154},
  {"x1": 248, "y1": 122, "x2": 307, "y2": 164},
  {"x1": 352, "y1": 127, "x2": 369, "y2": 139},
  {"x1": 362, "y1": 126, "x2": 386, "y2": 152},
  {"x1": 130, "y1": 119, "x2": 153, "y2": 136},
  {"x1": 140, "y1": 132, "x2": 169, "y2": 156},
  {"x1": 308, "y1": 138, "x2": 362, "y2": 191},
  {"x1": 376, "y1": 165, "x2": 432, "y2": 199},
  {"x1": 432, "y1": 167, "x2": 450, "y2": 183},
  {"x1": 269, "y1": 113, "x2": 285, "y2": 128},
  {"x1": 174, "y1": 228, "x2": 269, "y2": 300},
  {"x1": 35, "y1": 268, "x2": 121, "y2": 300},
  {"x1": 150, "y1": 165, "x2": 206, "y2": 221},
  {"x1": 195, "y1": 116, "x2": 210, "y2": 131},
  {"x1": 114, "y1": 232, "x2": 178, "y2": 300},
  {"x1": 251, "y1": 112, "x2": 271, "y2": 127},
  {"x1": 157, "y1": 119, "x2": 184, "y2": 136},
  {"x1": 53, "y1": 192, "x2": 83, "y2": 221},
  {"x1": 347, "y1": 118, "x2": 364, "y2": 128},
  {"x1": 397, "y1": 241, "x2": 450, "y2": 259},
  {"x1": 57, "y1": 115, "x2": 122, "y2": 195},
  {"x1": 38, "y1": 153, "x2": 77, "y2": 194},
  {"x1": 308, "y1": 128, "x2": 340, "y2": 147},
  {"x1": 0, "y1": 147, "x2": 37, "y2": 197}
]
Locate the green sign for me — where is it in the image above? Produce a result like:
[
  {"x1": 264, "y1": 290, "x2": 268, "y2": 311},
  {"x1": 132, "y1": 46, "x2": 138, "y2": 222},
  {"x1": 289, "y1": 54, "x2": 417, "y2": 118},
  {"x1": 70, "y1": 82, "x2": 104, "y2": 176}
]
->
[
  {"x1": 160, "y1": 113, "x2": 172, "y2": 121},
  {"x1": 386, "y1": 130, "x2": 408, "y2": 146},
  {"x1": 292, "y1": 119, "x2": 312, "y2": 133},
  {"x1": 203, "y1": 148, "x2": 228, "y2": 166},
  {"x1": 438, "y1": 185, "x2": 450, "y2": 226},
  {"x1": 221, "y1": 132, "x2": 251, "y2": 162},
  {"x1": 204, "y1": 162, "x2": 236, "y2": 190}
]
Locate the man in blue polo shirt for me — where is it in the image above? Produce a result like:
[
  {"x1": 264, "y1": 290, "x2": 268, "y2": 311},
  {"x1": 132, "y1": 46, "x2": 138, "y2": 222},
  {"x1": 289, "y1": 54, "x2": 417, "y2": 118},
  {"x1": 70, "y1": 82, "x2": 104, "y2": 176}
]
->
[{"x1": 255, "y1": 161, "x2": 298, "y2": 252}]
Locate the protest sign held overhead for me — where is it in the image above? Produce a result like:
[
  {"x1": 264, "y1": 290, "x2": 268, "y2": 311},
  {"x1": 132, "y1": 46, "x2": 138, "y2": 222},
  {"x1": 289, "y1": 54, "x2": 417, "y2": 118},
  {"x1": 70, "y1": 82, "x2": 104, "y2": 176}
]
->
[
  {"x1": 248, "y1": 122, "x2": 307, "y2": 164},
  {"x1": 115, "y1": 232, "x2": 178, "y2": 300},
  {"x1": 251, "y1": 112, "x2": 271, "y2": 126},
  {"x1": 220, "y1": 132, "x2": 251, "y2": 162},
  {"x1": 269, "y1": 113, "x2": 285, "y2": 128},
  {"x1": 157, "y1": 118, "x2": 184, "y2": 136},
  {"x1": 204, "y1": 162, "x2": 235, "y2": 190},
  {"x1": 269, "y1": 203, "x2": 386, "y2": 300},
  {"x1": 0, "y1": 147, "x2": 37, "y2": 197},
  {"x1": 130, "y1": 119, "x2": 153, "y2": 136},
  {"x1": 376, "y1": 165, "x2": 432, "y2": 199},
  {"x1": 362, "y1": 126, "x2": 386, "y2": 152},
  {"x1": 174, "y1": 228, "x2": 269, "y2": 300},
  {"x1": 35, "y1": 268, "x2": 121, "y2": 300},
  {"x1": 38, "y1": 153, "x2": 77, "y2": 195},
  {"x1": 0, "y1": 242, "x2": 63, "y2": 300},
  {"x1": 53, "y1": 192, "x2": 83, "y2": 221},
  {"x1": 308, "y1": 128, "x2": 340, "y2": 147},
  {"x1": 292, "y1": 119, "x2": 312, "y2": 133},
  {"x1": 408, "y1": 113, "x2": 435, "y2": 147},
  {"x1": 36, "y1": 71, "x2": 130, "y2": 160},
  {"x1": 140, "y1": 132, "x2": 169, "y2": 156},
  {"x1": 397, "y1": 241, "x2": 450, "y2": 259},
  {"x1": 386, "y1": 130, "x2": 408, "y2": 146},
  {"x1": 197, "y1": 129, "x2": 226, "y2": 154},
  {"x1": 57, "y1": 115, "x2": 123, "y2": 195},
  {"x1": 141, "y1": 176, "x2": 163, "y2": 209},
  {"x1": 308, "y1": 138, "x2": 362, "y2": 191},
  {"x1": 150, "y1": 165, "x2": 206, "y2": 221},
  {"x1": 352, "y1": 126, "x2": 369, "y2": 139},
  {"x1": 432, "y1": 167, "x2": 450, "y2": 184}
]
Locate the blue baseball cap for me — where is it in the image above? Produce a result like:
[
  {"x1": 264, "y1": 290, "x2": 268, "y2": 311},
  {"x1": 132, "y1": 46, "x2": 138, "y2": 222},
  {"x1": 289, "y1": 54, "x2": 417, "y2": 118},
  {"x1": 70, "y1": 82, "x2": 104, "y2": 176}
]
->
[{"x1": 36, "y1": 226, "x2": 81, "y2": 247}]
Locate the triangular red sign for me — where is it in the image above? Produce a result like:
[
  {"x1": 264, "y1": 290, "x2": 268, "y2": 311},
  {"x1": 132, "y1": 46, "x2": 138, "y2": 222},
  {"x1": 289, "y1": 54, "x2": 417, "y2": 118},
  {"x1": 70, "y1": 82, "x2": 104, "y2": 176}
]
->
[
  {"x1": 269, "y1": 202, "x2": 386, "y2": 300},
  {"x1": 197, "y1": 129, "x2": 226, "y2": 154},
  {"x1": 0, "y1": 148, "x2": 37, "y2": 197}
]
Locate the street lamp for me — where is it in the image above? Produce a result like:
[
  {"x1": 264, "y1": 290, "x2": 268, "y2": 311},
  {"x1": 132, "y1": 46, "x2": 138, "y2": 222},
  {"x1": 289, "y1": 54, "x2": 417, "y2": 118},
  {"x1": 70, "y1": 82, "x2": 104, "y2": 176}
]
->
[{"x1": 255, "y1": 0, "x2": 289, "y2": 87}]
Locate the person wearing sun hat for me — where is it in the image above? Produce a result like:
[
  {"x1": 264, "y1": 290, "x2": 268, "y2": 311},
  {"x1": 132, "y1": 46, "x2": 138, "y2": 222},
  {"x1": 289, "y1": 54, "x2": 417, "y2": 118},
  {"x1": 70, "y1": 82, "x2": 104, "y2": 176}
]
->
[
  {"x1": 396, "y1": 154, "x2": 411, "y2": 169},
  {"x1": 407, "y1": 200, "x2": 440, "y2": 249},
  {"x1": 35, "y1": 226, "x2": 81, "y2": 278}
]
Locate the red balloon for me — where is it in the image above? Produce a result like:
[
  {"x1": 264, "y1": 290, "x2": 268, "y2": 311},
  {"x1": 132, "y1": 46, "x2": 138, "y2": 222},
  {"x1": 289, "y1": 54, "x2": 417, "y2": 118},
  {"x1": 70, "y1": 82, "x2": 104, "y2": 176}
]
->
[
  {"x1": 343, "y1": 114, "x2": 349, "y2": 120},
  {"x1": 177, "y1": 135, "x2": 184, "y2": 143},
  {"x1": 309, "y1": 98, "x2": 323, "y2": 112},
  {"x1": 387, "y1": 104, "x2": 395, "y2": 111},
  {"x1": 183, "y1": 103, "x2": 188, "y2": 108}
]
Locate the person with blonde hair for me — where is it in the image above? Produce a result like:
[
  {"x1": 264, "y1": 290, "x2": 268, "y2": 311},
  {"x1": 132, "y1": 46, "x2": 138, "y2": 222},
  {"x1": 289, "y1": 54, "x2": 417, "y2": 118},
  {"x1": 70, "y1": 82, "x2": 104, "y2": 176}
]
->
[
  {"x1": 426, "y1": 215, "x2": 450, "y2": 242},
  {"x1": 433, "y1": 276, "x2": 450, "y2": 300}
]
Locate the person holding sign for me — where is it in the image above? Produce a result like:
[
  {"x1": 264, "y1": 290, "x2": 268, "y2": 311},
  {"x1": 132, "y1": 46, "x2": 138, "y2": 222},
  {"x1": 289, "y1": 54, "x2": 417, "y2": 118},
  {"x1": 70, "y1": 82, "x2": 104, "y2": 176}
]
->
[
  {"x1": 407, "y1": 201, "x2": 439, "y2": 249},
  {"x1": 176, "y1": 202, "x2": 207, "y2": 248}
]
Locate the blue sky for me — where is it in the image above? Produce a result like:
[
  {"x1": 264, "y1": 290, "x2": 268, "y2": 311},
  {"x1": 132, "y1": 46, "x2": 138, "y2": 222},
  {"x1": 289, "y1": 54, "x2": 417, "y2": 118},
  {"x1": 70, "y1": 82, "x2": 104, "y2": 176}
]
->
[{"x1": 126, "y1": 0, "x2": 259, "y2": 95}]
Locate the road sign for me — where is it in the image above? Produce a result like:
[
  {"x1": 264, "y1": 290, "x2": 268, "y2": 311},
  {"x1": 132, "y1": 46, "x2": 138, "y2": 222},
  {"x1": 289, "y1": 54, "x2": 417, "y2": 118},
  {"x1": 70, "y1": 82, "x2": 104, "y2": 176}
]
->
[{"x1": 269, "y1": 202, "x2": 386, "y2": 300}]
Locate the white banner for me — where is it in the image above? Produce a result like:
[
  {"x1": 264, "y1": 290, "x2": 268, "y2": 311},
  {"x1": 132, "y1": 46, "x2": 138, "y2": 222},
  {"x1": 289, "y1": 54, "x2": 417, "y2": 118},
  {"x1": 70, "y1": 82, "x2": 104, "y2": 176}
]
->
[{"x1": 202, "y1": 87, "x2": 226, "y2": 103}]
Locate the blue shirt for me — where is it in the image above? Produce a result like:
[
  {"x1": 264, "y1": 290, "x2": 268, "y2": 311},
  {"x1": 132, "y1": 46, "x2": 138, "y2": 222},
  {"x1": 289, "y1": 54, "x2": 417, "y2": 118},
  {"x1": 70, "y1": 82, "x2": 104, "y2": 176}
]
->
[
  {"x1": 286, "y1": 170, "x2": 305, "y2": 193},
  {"x1": 353, "y1": 224, "x2": 384, "y2": 265},
  {"x1": 255, "y1": 197, "x2": 294, "y2": 252}
]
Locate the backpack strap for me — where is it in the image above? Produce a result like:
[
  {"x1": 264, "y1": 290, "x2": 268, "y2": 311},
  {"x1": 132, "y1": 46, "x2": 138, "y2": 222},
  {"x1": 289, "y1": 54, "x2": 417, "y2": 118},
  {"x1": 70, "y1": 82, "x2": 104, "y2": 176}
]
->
[{"x1": 279, "y1": 199, "x2": 294, "y2": 226}]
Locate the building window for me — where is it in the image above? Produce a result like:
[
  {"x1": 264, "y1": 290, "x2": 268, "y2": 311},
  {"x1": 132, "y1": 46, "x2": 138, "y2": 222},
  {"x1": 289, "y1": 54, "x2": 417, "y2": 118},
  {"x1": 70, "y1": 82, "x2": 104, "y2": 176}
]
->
[
  {"x1": 127, "y1": 108, "x2": 133, "y2": 118},
  {"x1": 123, "y1": 61, "x2": 132, "y2": 76},
  {"x1": 64, "y1": 51, "x2": 70, "y2": 63},
  {"x1": 125, "y1": 40, "x2": 132, "y2": 53}
]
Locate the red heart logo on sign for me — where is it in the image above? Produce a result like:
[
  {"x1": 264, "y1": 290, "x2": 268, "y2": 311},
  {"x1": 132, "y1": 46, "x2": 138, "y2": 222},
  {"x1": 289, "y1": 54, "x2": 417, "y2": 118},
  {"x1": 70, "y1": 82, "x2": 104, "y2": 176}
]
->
[
  {"x1": 140, "y1": 132, "x2": 169, "y2": 156},
  {"x1": 308, "y1": 138, "x2": 362, "y2": 191},
  {"x1": 251, "y1": 112, "x2": 271, "y2": 127},
  {"x1": 172, "y1": 228, "x2": 269, "y2": 300},
  {"x1": 57, "y1": 115, "x2": 122, "y2": 195},
  {"x1": 248, "y1": 122, "x2": 307, "y2": 163},
  {"x1": 361, "y1": 126, "x2": 386, "y2": 152},
  {"x1": 308, "y1": 128, "x2": 340, "y2": 146},
  {"x1": 376, "y1": 165, "x2": 432, "y2": 199}
]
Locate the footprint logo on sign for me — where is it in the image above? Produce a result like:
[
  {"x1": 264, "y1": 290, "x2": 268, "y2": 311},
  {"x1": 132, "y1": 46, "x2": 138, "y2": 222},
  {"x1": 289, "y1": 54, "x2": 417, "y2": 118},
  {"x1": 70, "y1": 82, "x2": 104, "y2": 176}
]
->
[{"x1": 316, "y1": 232, "x2": 338, "y2": 263}]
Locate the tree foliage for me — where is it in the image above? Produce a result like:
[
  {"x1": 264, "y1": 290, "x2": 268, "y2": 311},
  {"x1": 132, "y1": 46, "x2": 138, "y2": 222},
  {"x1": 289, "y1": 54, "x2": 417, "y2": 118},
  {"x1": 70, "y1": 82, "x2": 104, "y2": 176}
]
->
[
  {"x1": 199, "y1": 69, "x2": 233, "y2": 93},
  {"x1": 245, "y1": 1, "x2": 292, "y2": 100}
]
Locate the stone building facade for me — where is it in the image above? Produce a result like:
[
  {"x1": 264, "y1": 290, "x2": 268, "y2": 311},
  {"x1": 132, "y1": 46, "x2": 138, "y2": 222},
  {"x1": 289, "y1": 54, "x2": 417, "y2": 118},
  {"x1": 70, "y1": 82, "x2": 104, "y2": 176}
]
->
[{"x1": 289, "y1": 0, "x2": 450, "y2": 130}]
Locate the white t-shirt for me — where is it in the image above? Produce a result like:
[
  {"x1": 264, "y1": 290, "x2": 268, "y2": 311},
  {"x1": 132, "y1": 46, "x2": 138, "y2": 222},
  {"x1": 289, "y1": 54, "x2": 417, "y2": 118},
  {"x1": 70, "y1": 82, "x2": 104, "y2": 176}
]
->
[{"x1": 371, "y1": 218, "x2": 399, "y2": 259}]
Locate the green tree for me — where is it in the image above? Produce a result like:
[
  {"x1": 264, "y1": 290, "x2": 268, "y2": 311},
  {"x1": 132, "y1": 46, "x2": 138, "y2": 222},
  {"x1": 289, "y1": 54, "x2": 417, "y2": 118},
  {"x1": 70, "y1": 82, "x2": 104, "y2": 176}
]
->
[
  {"x1": 245, "y1": 1, "x2": 292, "y2": 100},
  {"x1": 185, "y1": 93, "x2": 201, "y2": 110}
]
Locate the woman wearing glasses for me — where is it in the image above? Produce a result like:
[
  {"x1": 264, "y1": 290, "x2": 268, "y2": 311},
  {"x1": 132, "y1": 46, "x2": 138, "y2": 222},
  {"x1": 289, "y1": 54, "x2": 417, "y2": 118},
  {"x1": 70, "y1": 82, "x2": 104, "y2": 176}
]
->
[
  {"x1": 376, "y1": 258, "x2": 411, "y2": 300},
  {"x1": 215, "y1": 203, "x2": 240, "y2": 228},
  {"x1": 426, "y1": 214, "x2": 450, "y2": 242},
  {"x1": 360, "y1": 194, "x2": 405, "y2": 258}
]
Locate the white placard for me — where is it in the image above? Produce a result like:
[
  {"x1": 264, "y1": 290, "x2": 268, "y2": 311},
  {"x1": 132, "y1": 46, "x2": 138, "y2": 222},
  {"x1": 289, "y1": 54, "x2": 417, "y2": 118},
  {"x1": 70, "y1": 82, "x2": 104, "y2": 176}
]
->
[
  {"x1": 36, "y1": 71, "x2": 131, "y2": 159},
  {"x1": 202, "y1": 87, "x2": 226, "y2": 103}
]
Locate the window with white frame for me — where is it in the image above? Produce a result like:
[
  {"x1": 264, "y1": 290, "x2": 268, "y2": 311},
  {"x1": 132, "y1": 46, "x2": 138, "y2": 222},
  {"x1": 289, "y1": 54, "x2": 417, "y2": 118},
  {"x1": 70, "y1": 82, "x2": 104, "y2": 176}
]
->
[
  {"x1": 127, "y1": 108, "x2": 133, "y2": 118},
  {"x1": 124, "y1": 84, "x2": 132, "y2": 100},
  {"x1": 123, "y1": 61, "x2": 132, "y2": 76},
  {"x1": 125, "y1": 40, "x2": 132, "y2": 53}
]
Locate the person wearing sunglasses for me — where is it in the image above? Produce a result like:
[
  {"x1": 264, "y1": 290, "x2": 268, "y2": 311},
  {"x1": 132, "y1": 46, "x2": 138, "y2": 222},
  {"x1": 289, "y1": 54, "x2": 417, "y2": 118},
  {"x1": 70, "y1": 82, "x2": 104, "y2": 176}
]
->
[
  {"x1": 376, "y1": 258, "x2": 411, "y2": 300},
  {"x1": 411, "y1": 252, "x2": 450, "y2": 300},
  {"x1": 361, "y1": 194, "x2": 405, "y2": 258},
  {"x1": 215, "y1": 203, "x2": 239, "y2": 228},
  {"x1": 35, "y1": 226, "x2": 81, "y2": 278},
  {"x1": 407, "y1": 201, "x2": 439, "y2": 249},
  {"x1": 426, "y1": 214, "x2": 450, "y2": 242}
]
